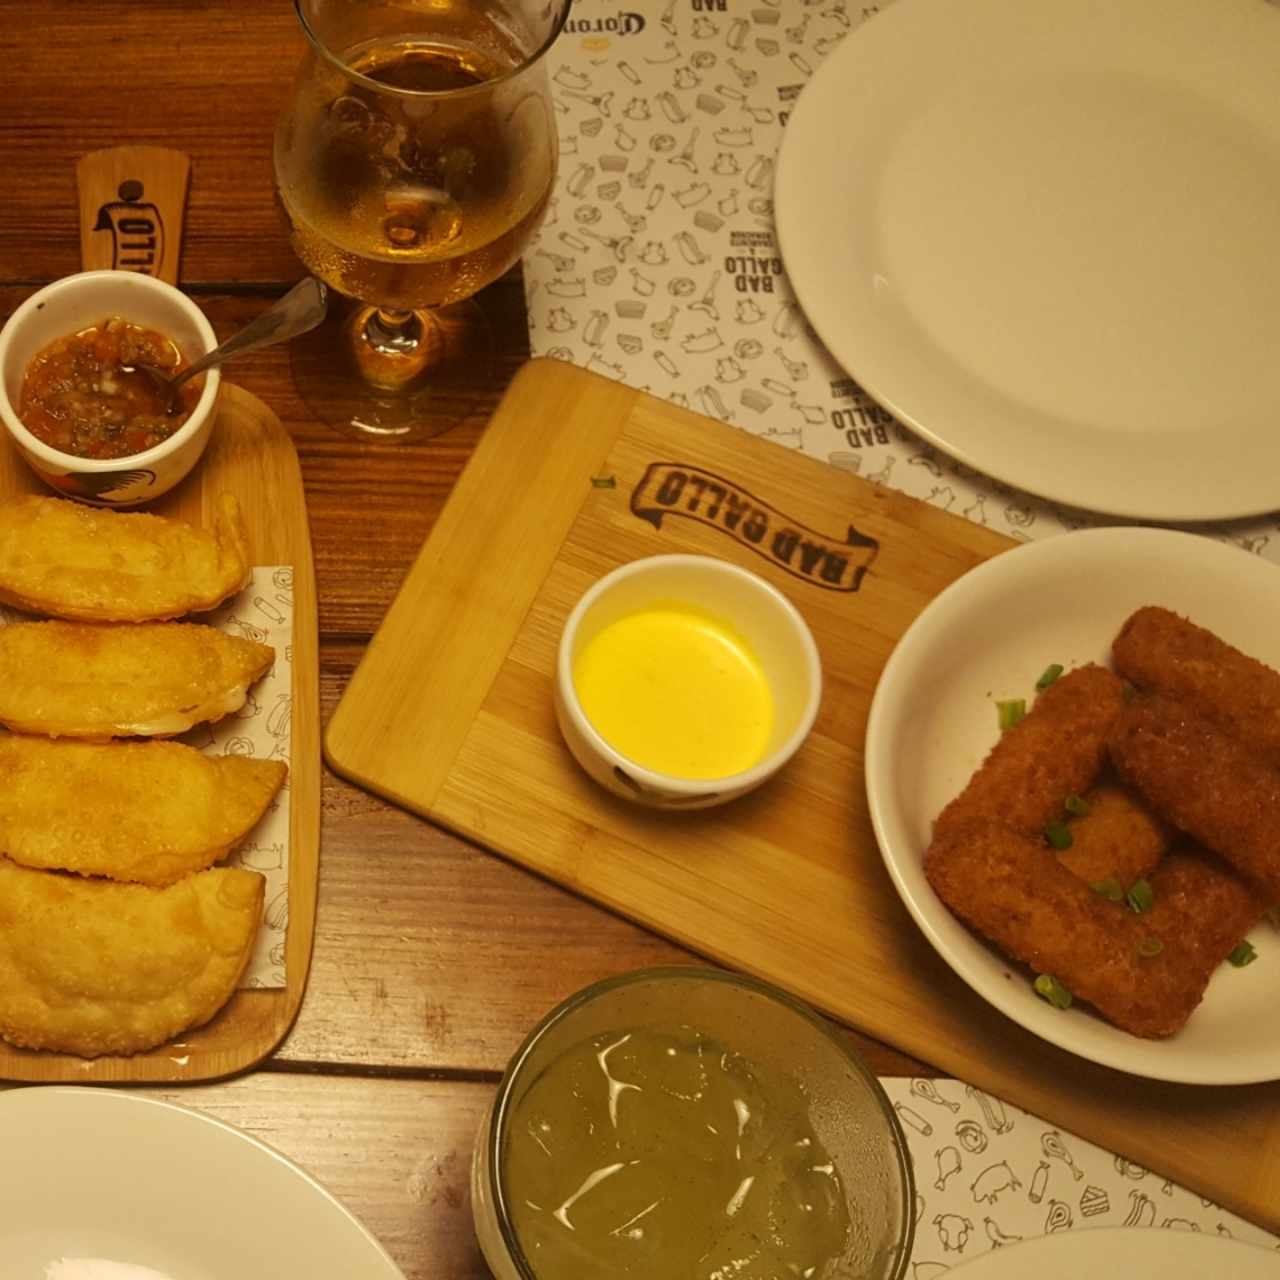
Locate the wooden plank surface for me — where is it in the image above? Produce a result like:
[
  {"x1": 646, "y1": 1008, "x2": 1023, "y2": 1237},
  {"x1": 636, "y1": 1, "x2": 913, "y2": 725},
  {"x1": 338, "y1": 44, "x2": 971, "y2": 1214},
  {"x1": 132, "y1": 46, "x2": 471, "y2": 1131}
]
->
[
  {"x1": 326, "y1": 358, "x2": 1280, "y2": 1232},
  {"x1": 0, "y1": 384, "x2": 320, "y2": 1082},
  {"x1": 0, "y1": 2, "x2": 305, "y2": 285},
  {"x1": 7, "y1": 2, "x2": 1216, "y2": 1271},
  {"x1": 0, "y1": 284, "x2": 920, "y2": 1083}
]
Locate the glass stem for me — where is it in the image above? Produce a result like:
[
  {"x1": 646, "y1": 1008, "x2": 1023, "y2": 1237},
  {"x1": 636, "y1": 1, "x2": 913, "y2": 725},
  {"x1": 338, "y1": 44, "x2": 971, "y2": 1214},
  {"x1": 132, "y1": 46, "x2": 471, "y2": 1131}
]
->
[{"x1": 364, "y1": 307, "x2": 424, "y2": 356}]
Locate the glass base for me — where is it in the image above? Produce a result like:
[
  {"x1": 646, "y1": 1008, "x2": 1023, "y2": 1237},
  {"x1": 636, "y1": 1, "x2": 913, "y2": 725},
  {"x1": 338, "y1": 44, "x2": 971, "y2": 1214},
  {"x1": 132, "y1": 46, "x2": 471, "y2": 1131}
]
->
[{"x1": 287, "y1": 297, "x2": 493, "y2": 443}]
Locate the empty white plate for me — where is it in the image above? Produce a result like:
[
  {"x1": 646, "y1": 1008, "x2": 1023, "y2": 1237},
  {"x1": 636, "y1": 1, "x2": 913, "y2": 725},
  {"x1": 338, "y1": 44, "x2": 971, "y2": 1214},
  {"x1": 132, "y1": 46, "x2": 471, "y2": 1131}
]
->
[
  {"x1": 0, "y1": 1088, "x2": 407, "y2": 1280},
  {"x1": 864, "y1": 528, "x2": 1280, "y2": 1084},
  {"x1": 776, "y1": 0, "x2": 1280, "y2": 521}
]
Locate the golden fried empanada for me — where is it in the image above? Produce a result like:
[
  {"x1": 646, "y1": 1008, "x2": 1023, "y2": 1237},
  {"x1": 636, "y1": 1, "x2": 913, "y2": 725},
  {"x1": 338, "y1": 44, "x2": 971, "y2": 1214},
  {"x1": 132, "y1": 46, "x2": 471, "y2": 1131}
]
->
[
  {"x1": 0, "y1": 736, "x2": 286, "y2": 885},
  {"x1": 0, "y1": 858, "x2": 264, "y2": 1057},
  {"x1": 0, "y1": 620, "x2": 273, "y2": 738},
  {"x1": 0, "y1": 493, "x2": 250, "y2": 622}
]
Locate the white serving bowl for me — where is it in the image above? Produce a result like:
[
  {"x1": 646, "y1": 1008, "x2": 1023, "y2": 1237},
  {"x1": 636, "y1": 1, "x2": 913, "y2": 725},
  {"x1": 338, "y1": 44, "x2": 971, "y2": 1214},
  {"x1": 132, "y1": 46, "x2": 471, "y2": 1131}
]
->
[
  {"x1": 554, "y1": 554, "x2": 822, "y2": 810},
  {"x1": 864, "y1": 527, "x2": 1280, "y2": 1085},
  {"x1": 0, "y1": 270, "x2": 220, "y2": 506}
]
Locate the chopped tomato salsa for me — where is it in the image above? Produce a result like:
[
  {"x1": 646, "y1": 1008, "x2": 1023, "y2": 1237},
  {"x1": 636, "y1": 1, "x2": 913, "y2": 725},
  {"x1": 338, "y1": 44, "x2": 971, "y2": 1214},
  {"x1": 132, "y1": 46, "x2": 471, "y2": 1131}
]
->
[{"x1": 19, "y1": 316, "x2": 202, "y2": 460}]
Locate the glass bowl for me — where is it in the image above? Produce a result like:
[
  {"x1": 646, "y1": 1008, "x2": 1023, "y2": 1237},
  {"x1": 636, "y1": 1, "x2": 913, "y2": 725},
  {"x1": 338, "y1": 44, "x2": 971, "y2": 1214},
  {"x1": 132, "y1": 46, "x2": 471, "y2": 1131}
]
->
[{"x1": 472, "y1": 966, "x2": 915, "y2": 1280}]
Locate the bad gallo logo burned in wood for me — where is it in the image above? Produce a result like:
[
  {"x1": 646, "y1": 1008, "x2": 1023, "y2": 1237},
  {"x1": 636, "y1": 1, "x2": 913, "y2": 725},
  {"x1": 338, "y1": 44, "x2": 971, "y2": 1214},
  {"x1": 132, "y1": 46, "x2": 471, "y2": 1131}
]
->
[
  {"x1": 630, "y1": 463, "x2": 878, "y2": 591},
  {"x1": 92, "y1": 179, "x2": 165, "y2": 275}
]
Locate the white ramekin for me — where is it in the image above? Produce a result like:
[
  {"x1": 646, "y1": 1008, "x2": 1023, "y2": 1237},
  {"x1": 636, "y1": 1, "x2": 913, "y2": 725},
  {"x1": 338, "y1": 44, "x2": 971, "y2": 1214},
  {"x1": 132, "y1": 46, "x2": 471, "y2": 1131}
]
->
[
  {"x1": 0, "y1": 271, "x2": 220, "y2": 506},
  {"x1": 554, "y1": 554, "x2": 823, "y2": 809}
]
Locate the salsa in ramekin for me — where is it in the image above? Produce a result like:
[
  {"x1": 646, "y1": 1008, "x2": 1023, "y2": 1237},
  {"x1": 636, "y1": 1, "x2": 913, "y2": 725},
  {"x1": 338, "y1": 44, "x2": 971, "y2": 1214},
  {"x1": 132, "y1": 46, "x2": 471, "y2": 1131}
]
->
[{"x1": 18, "y1": 316, "x2": 201, "y2": 460}]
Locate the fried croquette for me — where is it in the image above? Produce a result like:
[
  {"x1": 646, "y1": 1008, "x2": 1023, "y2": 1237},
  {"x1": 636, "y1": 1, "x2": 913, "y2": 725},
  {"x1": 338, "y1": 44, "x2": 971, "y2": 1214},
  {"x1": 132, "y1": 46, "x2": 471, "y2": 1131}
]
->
[
  {"x1": 0, "y1": 620, "x2": 273, "y2": 738},
  {"x1": 1057, "y1": 778, "x2": 1172, "y2": 889},
  {"x1": 0, "y1": 737, "x2": 287, "y2": 886},
  {"x1": 1145, "y1": 843, "x2": 1270, "y2": 978},
  {"x1": 0, "y1": 858, "x2": 264, "y2": 1057},
  {"x1": 1108, "y1": 695, "x2": 1280, "y2": 901},
  {"x1": 925, "y1": 819, "x2": 1209, "y2": 1038},
  {"x1": 0, "y1": 493, "x2": 250, "y2": 622},
  {"x1": 1113, "y1": 606, "x2": 1280, "y2": 768},
  {"x1": 934, "y1": 665, "x2": 1125, "y2": 840}
]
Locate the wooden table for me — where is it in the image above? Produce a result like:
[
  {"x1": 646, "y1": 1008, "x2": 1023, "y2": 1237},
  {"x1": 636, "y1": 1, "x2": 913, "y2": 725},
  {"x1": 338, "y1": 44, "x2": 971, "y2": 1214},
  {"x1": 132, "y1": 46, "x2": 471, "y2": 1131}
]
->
[{"x1": 0, "y1": 4, "x2": 928, "y2": 1274}]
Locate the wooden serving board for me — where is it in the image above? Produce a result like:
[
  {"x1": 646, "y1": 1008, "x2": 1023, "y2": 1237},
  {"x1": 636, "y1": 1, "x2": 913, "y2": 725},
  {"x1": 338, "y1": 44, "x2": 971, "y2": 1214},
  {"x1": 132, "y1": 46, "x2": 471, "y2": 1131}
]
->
[
  {"x1": 326, "y1": 359, "x2": 1280, "y2": 1231},
  {"x1": 0, "y1": 383, "x2": 320, "y2": 1083}
]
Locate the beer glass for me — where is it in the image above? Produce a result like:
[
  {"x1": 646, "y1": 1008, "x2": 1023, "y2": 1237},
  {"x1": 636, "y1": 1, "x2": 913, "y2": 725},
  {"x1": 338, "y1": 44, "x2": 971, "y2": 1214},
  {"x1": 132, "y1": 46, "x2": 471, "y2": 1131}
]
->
[{"x1": 274, "y1": 0, "x2": 567, "y2": 440}]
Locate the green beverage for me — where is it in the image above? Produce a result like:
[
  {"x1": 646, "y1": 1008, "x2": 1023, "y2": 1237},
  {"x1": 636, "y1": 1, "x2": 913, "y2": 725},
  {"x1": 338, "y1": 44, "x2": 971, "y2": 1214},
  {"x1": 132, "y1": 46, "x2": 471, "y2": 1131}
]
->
[{"x1": 503, "y1": 1025, "x2": 851, "y2": 1278}]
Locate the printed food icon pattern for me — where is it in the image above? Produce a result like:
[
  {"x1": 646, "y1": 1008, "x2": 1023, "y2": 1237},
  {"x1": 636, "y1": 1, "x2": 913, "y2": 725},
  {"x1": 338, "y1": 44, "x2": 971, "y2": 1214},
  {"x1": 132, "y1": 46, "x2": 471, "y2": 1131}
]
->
[
  {"x1": 528, "y1": 0, "x2": 868, "y2": 460},
  {"x1": 200, "y1": 568, "x2": 294, "y2": 990},
  {"x1": 527, "y1": 0, "x2": 1280, "y2": 560},
  {"x1": 880, "y1": 1078, "x2": 1277, "y2": 1269}
]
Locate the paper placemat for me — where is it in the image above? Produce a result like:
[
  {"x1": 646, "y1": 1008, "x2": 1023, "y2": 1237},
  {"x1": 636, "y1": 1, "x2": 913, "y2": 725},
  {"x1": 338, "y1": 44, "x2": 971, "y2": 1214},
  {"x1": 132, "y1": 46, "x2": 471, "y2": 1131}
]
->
[
  {"x1": 522, "y1": 0, "x2": 1280, "y2": 1252},
  {"x1": 179, "y1": 566, "x2": 293, "y2": 990},
  {"x1": 525, "y1": 0, "x2": 1280, "y2": 557},
  {"x1": 880, "y1": 1077, "x2": 1279, "y2": 1268},
  {"x1": 0, "y1": 566, "x2": 292, "y2": 990}
]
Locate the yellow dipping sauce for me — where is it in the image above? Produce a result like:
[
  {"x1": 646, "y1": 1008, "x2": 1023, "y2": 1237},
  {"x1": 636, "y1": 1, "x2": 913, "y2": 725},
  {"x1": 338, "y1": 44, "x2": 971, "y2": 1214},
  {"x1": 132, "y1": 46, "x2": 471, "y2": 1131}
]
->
[{"x1": 572, "y1": 602, "x2": 773, "y2": 779}]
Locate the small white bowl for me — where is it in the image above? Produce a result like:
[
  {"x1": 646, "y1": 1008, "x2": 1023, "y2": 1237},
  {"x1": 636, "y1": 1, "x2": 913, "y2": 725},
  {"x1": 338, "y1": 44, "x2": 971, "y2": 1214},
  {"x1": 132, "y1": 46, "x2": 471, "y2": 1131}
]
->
[
  {"x1": 0, "y1": 271, "x2": 221, "y2": 506},
  {"x1": 554, "y1": 554, "x2": 822, "y2": 809}
]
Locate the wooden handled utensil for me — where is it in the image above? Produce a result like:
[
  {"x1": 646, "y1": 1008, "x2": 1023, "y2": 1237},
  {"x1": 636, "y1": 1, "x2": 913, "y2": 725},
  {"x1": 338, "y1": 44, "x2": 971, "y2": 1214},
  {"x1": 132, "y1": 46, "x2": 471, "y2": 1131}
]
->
[{"x1": 76, "y1": 145, "x2": 190, "y2": 284}]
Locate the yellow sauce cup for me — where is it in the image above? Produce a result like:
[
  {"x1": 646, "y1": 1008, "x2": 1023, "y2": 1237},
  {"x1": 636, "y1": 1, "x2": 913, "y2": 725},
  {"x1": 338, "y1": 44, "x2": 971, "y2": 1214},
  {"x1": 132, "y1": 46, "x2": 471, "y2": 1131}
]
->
[{"x1": 554, "y1": 554, "x2": 822, "y2": 809}]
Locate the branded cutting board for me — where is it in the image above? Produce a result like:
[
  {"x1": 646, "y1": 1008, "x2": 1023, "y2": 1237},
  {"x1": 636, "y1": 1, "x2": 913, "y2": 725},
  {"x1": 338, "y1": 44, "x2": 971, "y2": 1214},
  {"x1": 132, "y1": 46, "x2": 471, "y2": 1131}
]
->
[{"x1": 326, "y1": 358, "x2": 1280, "y2": 1231}]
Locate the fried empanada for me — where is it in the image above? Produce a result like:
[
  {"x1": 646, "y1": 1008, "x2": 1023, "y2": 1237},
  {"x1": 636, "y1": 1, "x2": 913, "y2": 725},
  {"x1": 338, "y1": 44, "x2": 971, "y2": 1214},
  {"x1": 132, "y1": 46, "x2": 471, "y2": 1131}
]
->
[
  {"x1": 0, "y1": 858, "x2": 264, "y2": 1057},
  {"x1": 0, "y1": 493, "x2": 250, "y2": 622},
  {"x1": 0, "y1": 620, "x2": 273, "y2": 738},
  {"x1": 0, "y1": 737, "x2": 286, "y2": 885}
]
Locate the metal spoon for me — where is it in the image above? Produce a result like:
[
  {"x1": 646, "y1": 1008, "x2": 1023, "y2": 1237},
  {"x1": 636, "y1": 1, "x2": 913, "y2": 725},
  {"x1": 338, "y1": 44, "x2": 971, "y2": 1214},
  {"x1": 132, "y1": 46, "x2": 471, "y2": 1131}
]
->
[{"x1": 125, "y1": 277, "x2": 329, "y2": 413}]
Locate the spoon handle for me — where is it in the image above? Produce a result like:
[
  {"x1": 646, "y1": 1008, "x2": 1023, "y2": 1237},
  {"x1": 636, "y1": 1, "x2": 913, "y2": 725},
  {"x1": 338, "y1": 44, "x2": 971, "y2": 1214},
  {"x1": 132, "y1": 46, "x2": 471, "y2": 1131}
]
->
[{"x1": 175, "y1": 277, "x2": 329, "y2": 388}]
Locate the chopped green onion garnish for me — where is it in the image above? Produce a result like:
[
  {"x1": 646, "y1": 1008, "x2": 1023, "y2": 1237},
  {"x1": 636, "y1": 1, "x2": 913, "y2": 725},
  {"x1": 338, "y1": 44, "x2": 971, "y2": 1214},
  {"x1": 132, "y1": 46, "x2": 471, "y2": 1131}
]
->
[
  {"x1": 1045, "y1": 821, "x2": 1073, "y2": 850},
  {"x1": 997, "y1": 699, "x2": 1026, "y2": 730},
  {"x1": 1137, "y1": 937, "x2": 1164, "y2": 958},
  {"x1": 1121, "y1": 679, "x2": 1138, "y2": 702},
  {"x1": 1090, "y1": 879, "x2": 1124, "y2": 902},
  {"x1": 1035, "y1": 663, "x2": 1064, "y2": 690},
  {"x1": 1126, "y1": 879, "x2": 1154, "y2": 913},
  {"x1": 1229, "y1": 940, "x2": 1258, "y2": 968},
  {"x1": 1064, "y1": 794, "x2": 1090, "y2": 817},
  {"x1": 591, "y1": 474, "x2": 618, "y2": 489},
  {"x1": 1033, "y1": 974, "x2": 1073, "y2": 1009}
]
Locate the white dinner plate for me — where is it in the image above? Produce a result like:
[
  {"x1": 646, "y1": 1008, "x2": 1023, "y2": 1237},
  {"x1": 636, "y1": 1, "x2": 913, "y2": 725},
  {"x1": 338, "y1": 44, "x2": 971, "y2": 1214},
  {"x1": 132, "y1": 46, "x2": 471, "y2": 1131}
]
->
[
  {"x1": 775, "y1": 0, "x2": 1280, "y2": 521},
  {"x1": 0, "y1": 1088, "x2": 407, "y2": 1280},
  {"x1": 945, "y1": 1228, "x2": 1279, "y2": 1279},
  {"x1": 864, "y1": 528, "x2": 1280, "y2": 1084}
]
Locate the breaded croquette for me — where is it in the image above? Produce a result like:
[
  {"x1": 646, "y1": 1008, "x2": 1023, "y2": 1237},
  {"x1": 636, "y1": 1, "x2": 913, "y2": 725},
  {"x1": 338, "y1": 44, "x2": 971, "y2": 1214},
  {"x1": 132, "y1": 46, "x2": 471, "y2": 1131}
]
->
[
  {"x1": 0, "y1": 493, "x2": 250, "y2": 622},
  {"x1": 0, "y1": 858, "x2": 264, "y2": 1057},
  {"x1": 1113, "y1": 606, "x2": 1280, "y2": 768},
  {"x1": 1145, "y1": 843, "x2": 1270, "y2": 978},
  {"x1": 0, "y1": 737, "x2": 287, "y2": 886},
  {"x1": 0, "y1": 620, "x2": 273, "y2": 738},
  {"x1": 1108, "y1": 695, "x2": 1280, "y2": 901},
  {"x1": 935, "y1": 664, "x2": 1125, "y2": 840},
  {"x1": 1057, "y1": 778, "x2": 1172, "y2": 890},
  {"x1": 924, "y1": 818, "x2": 1205, "y2": 1038}
]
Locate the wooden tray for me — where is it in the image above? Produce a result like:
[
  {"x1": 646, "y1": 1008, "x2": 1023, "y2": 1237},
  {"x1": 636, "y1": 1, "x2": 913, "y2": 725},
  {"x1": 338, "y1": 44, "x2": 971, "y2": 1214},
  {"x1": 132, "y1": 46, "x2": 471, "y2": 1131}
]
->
[
  {"x1": 0, "y1": 383, "x2": 319, "y2": 1082},
  {"x1": 326, "y1": 359, "x2": 1280, "y2": 1231}
]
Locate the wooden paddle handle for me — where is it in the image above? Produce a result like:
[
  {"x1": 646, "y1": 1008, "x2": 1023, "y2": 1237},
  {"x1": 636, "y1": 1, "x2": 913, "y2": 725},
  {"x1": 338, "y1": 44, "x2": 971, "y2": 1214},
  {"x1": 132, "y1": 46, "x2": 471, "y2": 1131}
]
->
[{"x1": 76, "y1": 145, "x2": 191, "y2": 283}]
